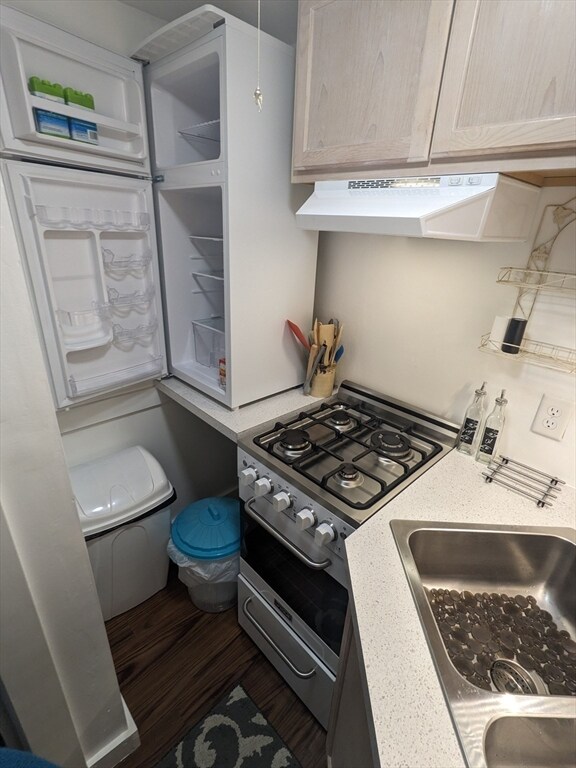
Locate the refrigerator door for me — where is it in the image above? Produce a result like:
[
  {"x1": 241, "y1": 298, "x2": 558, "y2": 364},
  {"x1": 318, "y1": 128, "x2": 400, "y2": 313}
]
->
[
  {"x1": 0, "y1": 6, "x2": 149, "y2": 175},
  {"x1": 3, "y1": 160, "x2": 167, "y2": 408}
]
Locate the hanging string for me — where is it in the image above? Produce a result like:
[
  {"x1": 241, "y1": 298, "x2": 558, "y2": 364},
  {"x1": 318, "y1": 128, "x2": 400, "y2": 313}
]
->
[{"x1": 253, "y1": 0, "x2": 263, "y2": 110}]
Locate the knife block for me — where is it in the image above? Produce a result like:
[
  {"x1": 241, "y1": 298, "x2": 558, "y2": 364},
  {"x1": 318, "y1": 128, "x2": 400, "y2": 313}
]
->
[{"x1": 310, "y1": 365, "x2": 336, "y2": 398}]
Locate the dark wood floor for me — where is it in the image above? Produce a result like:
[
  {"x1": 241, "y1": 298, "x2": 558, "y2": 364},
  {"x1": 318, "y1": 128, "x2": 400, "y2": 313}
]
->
[{"x1": 106, "y1": 567, "x2": 327, "y2": 768}]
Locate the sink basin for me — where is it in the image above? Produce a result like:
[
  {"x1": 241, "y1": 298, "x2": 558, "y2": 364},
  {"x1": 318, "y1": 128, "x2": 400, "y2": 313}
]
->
[
  {"x1": 485, "y1": 717, "x2": 576, "y2": 768},
  {"x1": 390, "y1": 520, "x2": 576, "y2": 768}
]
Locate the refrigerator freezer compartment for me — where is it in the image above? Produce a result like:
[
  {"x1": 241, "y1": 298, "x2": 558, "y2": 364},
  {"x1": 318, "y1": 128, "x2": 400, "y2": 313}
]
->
[
  {"x1": 0, "y1": 9, "x2": 149, "y2": 171},
  {"x1": 35, "y1": 205, "x2": 150, "y2": 230},
  {"x1": 67, "y1": 355, "x2": 164, "y2": 398},
  {"x1": 147, "y1": 41, "x2": 221, "y2": 167},
  {"x1": 191, "y1": 317, "x2": 225, "y2": 368},
  {"x1": 56, "y1": 307, "x2": 112, "y2": 351}
]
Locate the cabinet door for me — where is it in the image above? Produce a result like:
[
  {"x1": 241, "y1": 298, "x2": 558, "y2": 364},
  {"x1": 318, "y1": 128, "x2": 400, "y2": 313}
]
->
[
  {"x1": 432, "y1": 0, "x2": 576, "y2": 158},
  {"x1": 292, "y1": 0, "x2": 453, "y2": 173}
]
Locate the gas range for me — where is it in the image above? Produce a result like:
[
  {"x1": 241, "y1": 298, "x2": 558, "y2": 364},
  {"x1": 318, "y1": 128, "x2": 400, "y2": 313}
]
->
[
  {"x1": 236, "y1": 382, "x2": 458, "y2": 727},
  {"x1": 238, "y1": 381, "x2": 459, "y2": 529}
]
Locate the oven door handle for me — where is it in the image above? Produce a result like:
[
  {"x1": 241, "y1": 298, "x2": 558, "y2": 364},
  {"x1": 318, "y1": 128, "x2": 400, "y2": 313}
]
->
[
  {"x1": 244, "y1": 498, "x2": 332, "y2": 571},
  {"x1": 242, "y1": 597, "x2": 317, "y2": 679}
]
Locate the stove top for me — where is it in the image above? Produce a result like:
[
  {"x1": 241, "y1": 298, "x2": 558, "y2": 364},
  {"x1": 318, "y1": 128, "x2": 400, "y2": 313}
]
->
[{"x1": 238, "y1": 381, "x2": 459, "y2": 528}]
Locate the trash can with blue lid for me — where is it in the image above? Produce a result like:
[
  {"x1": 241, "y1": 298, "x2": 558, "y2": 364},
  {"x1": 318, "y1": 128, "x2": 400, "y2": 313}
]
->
[{"x1": 167, "y1": 497, "x2": 241, "y2": 612}]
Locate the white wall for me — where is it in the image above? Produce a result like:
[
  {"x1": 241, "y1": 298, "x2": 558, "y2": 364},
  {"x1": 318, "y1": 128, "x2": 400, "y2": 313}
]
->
[
  {"x1": 0, "y1": 176, "x2": 138, "y2": 767},
  {"x1": 0, "y1": 0, "x2": 163, "y2": 54},
  {"x1": 57, "y1": 386, "x2": 238, "y2": 513},
  {"x1": 314, "y1": 186, "x2": 576, "y2": 487}
]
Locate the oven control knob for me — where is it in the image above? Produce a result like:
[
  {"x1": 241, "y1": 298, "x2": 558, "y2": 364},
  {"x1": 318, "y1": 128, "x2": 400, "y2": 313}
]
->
[
  {"x1": 315, "y1": 522, "x2": 336, "y2": 546},
  {"x1": 254, "y1": 477, "x2": 273, "y2": 497},
  {"x1": 239, "y1": 467, "x2": 258, "y2": 486},
  {"x1": 272, "y1": 491, "x2": 291, "y2": 512},
  {"x1": 296, "y1": 508, "x2": 316, "y2": 530}
]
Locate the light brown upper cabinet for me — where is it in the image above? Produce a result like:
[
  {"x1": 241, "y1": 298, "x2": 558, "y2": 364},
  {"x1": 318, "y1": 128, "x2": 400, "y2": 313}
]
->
[
  {"x1": 292, "y1": 0, "x2": 454, "y2": 172},
  {"x1": 292, "y1": 0, "x2": 576, "y2": 181},
  {"x1": 431, "y1": 0, "x2": 576, "y2": 159}
]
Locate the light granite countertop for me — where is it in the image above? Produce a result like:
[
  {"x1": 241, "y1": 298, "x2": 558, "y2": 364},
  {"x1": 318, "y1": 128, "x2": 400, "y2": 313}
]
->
[
  {"x1": 156, "y1": 377, "x2": 325, "y2": 441},
  {"x1": 345, "y1": 450, "x2": 576, "y2": 768}
]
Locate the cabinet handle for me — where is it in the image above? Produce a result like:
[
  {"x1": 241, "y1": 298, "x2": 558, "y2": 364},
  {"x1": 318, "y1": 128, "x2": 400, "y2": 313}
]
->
[
  {"x1": 242, "y1": 597, "x2": 317, "y2": 680},
  {"x1": 244, "y1": 498, "x2": 332, "y2": 570}
]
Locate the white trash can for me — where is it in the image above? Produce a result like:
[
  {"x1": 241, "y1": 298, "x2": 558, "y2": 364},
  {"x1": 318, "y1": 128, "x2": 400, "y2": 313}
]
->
[
  {"x1": 168, "y1": 497, "x2": 240, "y2": 613},
  {"x1": 70, "y1": 446, "x2": 175, "y2": 621}
]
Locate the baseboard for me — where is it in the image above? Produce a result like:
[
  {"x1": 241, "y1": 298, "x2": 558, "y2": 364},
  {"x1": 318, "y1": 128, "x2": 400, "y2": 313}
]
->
[{"x1": 86, "y1": 698, "x2": 139, "y2": 768}]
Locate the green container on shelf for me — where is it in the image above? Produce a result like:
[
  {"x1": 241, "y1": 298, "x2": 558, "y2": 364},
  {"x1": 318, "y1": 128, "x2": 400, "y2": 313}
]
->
[
  {"x1": 28, "y1": 77, "x2": 65, "y2": 103},
  {"x1": 64, "y1": 87, "x2": 95, "y2": 110}
]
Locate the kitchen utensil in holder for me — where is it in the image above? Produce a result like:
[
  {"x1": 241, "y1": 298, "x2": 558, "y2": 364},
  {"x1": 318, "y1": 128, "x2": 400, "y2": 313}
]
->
[
  {"x1": 482, "y1": 455, "x2": 564, "y2": 507},
  {"x1": 310, "y1": 365, "x2": 336, "y2": 398}
]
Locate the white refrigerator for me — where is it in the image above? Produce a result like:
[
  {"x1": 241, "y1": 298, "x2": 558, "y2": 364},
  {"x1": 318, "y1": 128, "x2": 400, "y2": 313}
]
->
[{"x1": 0, "y1": 4, "x2": 318, "y2": 410}]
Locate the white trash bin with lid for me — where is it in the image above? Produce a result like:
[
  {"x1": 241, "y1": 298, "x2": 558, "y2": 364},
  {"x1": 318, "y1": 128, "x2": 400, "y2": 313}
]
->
[
  {"x1": 70, "y1": 446, "x2": 175, "y2": 621},
  {"x1": 168, "y1": 497, "x2": 240, "y2": 612}
]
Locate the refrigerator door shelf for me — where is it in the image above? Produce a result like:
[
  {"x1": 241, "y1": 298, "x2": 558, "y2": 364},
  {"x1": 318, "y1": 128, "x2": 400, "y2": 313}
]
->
[
  {"x1": 57, "y1": 307, "x2": 112, "y2": 351},
  {"x1": 68, "y1": 355, "x2": 165, "y2": 399},
  {"x1": 107, "y1": 286, "x2": 155, "y2": 308},
  {"x1": 103, "y1": 247, "x2": 153, "y2": 274},
  {"x1": 112, "y1": 321, "x2": 159, "y2": 344},
  {"x1": 0, "y1": 7, "x2": 149, "y2": 174},
  {"x1": 35, "y1": 205, "x2": 150, "y2": 231}
]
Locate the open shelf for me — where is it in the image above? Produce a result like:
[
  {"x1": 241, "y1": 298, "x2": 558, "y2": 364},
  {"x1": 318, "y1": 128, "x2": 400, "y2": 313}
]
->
[
  {"x1": 497, "y1": 266, "x2": 576, "y2": 294},
  {"x1": 479, "y1": 334, "x2": 576, "y2": 374},
  {"x1": 179, "y1": 119, "x2": 220, "y2": 144},
  {"x1": 482, "y1": 197, "x2": 576, "y2": 376}
]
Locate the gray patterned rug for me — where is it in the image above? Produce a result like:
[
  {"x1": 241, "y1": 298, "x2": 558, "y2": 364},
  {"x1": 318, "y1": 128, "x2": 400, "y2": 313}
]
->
[{"x1": 155, "y1": 685, "x2": 302, "y2": 768}]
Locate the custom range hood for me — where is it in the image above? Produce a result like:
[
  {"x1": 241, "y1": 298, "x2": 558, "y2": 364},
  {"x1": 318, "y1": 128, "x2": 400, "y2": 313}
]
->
[{"x1": 296, "y1": 174, "x2": 540, "y2": 242}]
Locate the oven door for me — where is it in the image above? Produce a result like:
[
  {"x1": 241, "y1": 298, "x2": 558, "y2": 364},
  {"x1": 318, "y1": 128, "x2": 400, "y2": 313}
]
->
[
  {"x1": 238, "y1": 573, "x2": 336, "y2": 729},
  {"x1": 240, "y1": 503, "x2": 349, "y2": 666}
]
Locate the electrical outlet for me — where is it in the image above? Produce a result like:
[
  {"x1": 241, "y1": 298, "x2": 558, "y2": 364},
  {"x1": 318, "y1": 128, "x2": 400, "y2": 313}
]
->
[{"x1": 531, "y1": 394, "x2": 573, "y2": 441}]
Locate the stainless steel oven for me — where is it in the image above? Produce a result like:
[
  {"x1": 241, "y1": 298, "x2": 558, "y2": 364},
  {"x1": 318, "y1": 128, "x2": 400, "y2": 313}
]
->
[{"x1": 237, "y1": 381, "x2": 458, "y2": 728}]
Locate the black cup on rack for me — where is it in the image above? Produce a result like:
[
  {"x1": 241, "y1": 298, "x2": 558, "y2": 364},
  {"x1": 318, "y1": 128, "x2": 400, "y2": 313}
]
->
[{"x1": 501, "y1": 318, "x2": 527, "y2": 354}]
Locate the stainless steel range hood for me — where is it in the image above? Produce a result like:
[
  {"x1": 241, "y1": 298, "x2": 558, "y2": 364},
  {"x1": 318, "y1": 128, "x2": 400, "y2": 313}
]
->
[{"x1": 295, "y1": 174, "x2": 540, "y2": 242}]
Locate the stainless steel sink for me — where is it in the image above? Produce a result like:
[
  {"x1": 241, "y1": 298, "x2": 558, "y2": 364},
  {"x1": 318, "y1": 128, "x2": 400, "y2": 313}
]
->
[
  {"x1": 390, "y1": 520, "x2": 576, "y2": 768},
  {"x1": 484, "y1": 716, "x2": 576, "y2": 768}
]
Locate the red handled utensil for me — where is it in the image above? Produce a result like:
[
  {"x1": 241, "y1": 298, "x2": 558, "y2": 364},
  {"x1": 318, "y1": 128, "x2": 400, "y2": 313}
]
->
[{"x1": 287, "y1": 319, "x2": 311, "y2": 351}]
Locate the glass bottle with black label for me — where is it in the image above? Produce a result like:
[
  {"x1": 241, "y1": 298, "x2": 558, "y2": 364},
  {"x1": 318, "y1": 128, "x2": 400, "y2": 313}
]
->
[
  {"x1": 476, "y1": 390, "x2": 508, "y2": 464},
  {"x1": 456, "y1": 381, "x2": 487, "y2": 455}
]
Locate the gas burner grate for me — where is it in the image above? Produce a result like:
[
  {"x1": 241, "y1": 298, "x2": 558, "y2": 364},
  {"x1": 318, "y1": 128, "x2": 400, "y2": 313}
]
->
[{"x1": 251, "y1": 396, "x2": 449, "y2": 510}]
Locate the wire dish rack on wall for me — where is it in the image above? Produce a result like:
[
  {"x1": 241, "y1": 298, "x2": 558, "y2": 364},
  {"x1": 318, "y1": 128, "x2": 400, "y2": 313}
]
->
[{"x1": 479, "y1": 195, "x2": 576, "y2": 374}]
